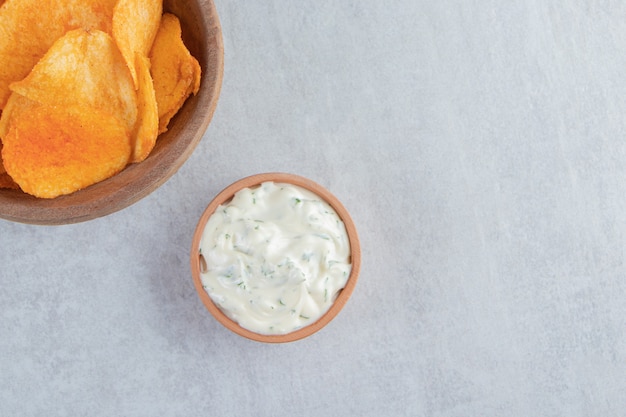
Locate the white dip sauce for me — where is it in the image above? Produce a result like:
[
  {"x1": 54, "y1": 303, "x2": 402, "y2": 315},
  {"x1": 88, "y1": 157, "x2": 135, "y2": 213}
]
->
[{"x1": 199, "y1": 181, "x2": 352, "y2": 335}]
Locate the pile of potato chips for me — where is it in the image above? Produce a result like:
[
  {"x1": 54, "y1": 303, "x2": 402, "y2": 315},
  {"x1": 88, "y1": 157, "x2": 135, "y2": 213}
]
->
[{"x1": 0, "y1": 0, "x2": 201, "y2": 198}]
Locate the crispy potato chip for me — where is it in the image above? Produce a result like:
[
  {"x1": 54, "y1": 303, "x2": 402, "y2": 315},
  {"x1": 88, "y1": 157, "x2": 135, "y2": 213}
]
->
[
  {"x1": 0, "y1": 142, "x2": 19, "y2": 190},
  {"x1": 0, "y1": 92, "x2": 36, "y2": 189},
  {"x1": 0, "y1": 3, "x2": 203, "y2": 198},
  {"x1": 149, "y1": 13, "x2": 201, "y2": 133},
  {"x1": 0, "y1": 93, "x2": 37, "y2": 191},
  {"x1": 10, "y1": 29, "x2": 137, "y2": 133},
  {"x1": 0, "y1": 92, "x2": 39, "y2": 140},
  {"x1": 0, "y1": 0, "x2": 117, "y2": 108},
  {"x1": 2, "y1": 104, "x2": 131, "y2": 198},
  {"x1": 131, "y1": 53, "x2": 159, "y2": 163},
  {"x1": 112, "y1": 0, "x2": 162, "y2": 88}
]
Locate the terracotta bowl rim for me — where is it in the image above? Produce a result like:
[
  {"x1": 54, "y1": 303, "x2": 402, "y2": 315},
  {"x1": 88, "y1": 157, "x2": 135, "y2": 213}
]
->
[{"x1": 190, "y1": 172, "x2": 361, "y2": 343}]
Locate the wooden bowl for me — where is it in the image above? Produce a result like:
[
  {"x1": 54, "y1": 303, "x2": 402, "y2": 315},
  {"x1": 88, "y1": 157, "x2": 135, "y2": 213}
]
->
[
  {"x1": 0, "y1": 0, "x2": 224, "y2": 225},
  {"x1": 190, "y1": 173, "x2": 361, "y2": 343}
]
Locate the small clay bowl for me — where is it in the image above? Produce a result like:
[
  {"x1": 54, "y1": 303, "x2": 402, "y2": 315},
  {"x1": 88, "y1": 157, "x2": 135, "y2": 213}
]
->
[
  {"x1": 190, "y1": 173, "x2": 361, "y2": 343},
  {"x1": 0, "y1": 0, "x2": 224, "y2": 225}
]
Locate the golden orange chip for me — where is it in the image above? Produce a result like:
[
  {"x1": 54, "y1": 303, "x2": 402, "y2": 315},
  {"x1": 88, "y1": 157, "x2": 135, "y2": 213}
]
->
[
  {"x1": 149, "y1": 13, "x2": 201, "y2": 133},
  {"x1": 9, "y1": 29, "x2": 137, "y2": 133},
  {"x1": 131, "y1": 53, "x2": 159, "y2": 163},
  {"x1": 2, "y1": 104, "x2": 131, "y2": 198},
  {"x1": 112, "y1": 0, "x2": 162, "y2": 88},
  {"x1": 0, "y1": 94, "x2": 38, "y2": 192},
  {"x1": 0, "y1": 2, "x2": 202, "y2": 199},
  {"x1": 0, "y1": 142, "x2": 19, "y2": 190},
  {"x1": 0, "y1": 92, "x2": 38, "y2": 140},
  {"x1": 0, "y1": 0, "x2": 117, "y2": 109}
]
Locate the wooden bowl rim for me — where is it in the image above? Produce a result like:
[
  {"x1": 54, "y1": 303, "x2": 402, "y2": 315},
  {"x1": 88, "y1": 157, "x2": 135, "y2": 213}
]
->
[
  {"x1": 0, "y1": 0, "x2": 224, "y2": 225},
  {"x1": 190, "y1": 172, "x2": 361, "y2": 343}
]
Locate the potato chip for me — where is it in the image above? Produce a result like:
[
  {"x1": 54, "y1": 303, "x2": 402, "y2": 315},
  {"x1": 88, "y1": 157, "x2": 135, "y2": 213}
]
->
[
  {"x1": 131, "y1": 53, "x2": 159, "y2": 163},
  {"x1": 0, "y1": 2, "x2": 204, "y2": 199},
  {"x1": 112, "y1": 0, "x2": 162, "y2": 88},
  {"x1": 2, "y1": 104, "x2": 131, "y2": 198},
  {"x1": 0, "y1": 93, "x2": 38, "y2": 190},
  {"x1": 10, "y1": 29, "x2": 137, "y2": 133},
  {"x1": 0, "y1": 0, "x2": 117, "y2": 108},
  {"x1": 0, "y1": 92, "x2": 39, "y2": 140},
  {"x1": 0, "y1": 142, "x2": 19, "y2": 190},
  {"x1": 149, "y1": 13, "x2": 201, "y2": 133}
]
